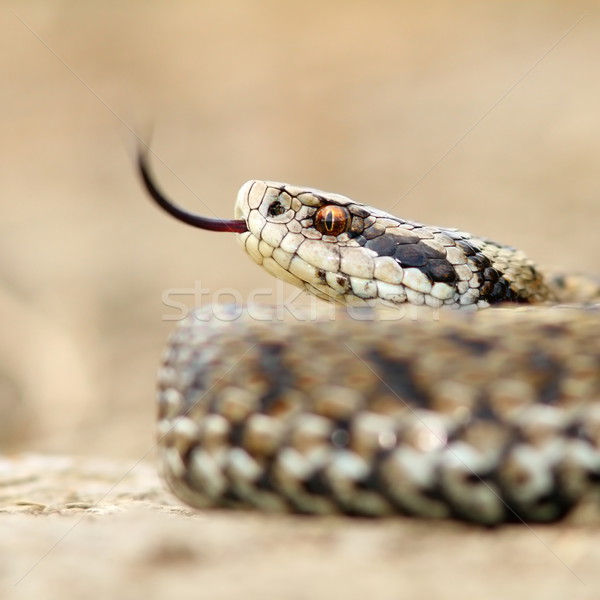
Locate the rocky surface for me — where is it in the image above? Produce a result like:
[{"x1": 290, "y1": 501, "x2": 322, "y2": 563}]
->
[{"x1": 1, "y1": 454, "x2": 599, "y2": 599}]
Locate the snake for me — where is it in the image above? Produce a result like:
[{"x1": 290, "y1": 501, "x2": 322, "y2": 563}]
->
[{"x1": 138, "y1": 149, "x2": 600, "y2": 524}]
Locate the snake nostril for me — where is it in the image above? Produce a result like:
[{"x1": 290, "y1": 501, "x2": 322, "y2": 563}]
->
[{"x1": 267, "y1": 200, "x2": 286, "y2": 217}]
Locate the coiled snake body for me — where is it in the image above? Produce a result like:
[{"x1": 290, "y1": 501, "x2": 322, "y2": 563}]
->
[{"x1": 139, "y1": 151, "x2": 600, "y2": 524}]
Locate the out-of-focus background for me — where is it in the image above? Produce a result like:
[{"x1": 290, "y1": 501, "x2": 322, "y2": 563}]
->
[
  {"x1": 2, "y1": 0, "x2": 599, "y2": 459},
  {"x1": 3, "y1": 4, "x2": 600, "y2": 599}
]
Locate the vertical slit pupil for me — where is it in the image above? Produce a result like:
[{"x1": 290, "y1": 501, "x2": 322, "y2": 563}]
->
[
  {"x1": 314, "y1": 205, "x2": 349, "y2": 236},
  {"x1": 325, "y1": 212, "x2": 334, "y2": 232}
]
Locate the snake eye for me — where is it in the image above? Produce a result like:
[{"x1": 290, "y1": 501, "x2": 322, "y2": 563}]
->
[{"x1": 314, "y1": 205, "x2": 350, "y2": 236}]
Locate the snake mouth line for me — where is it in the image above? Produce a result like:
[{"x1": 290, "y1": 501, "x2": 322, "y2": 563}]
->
[{"x1": 137, "y1": 148, "x2": 248, "y2": 234}]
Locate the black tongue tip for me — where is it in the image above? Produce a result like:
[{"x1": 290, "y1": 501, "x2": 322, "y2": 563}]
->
[{"x1": 137, "y1": 148, "x2": 248, "y2": 234}]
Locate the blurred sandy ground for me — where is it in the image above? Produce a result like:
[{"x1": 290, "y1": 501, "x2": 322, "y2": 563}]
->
[{"x1": 1, "y1": 0, "x2": 599, "y2": 458}]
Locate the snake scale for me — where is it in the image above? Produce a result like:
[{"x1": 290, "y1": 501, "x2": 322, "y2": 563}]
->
[{"x1": 139, "y1": 149, "x2": 600, "y2": 524}]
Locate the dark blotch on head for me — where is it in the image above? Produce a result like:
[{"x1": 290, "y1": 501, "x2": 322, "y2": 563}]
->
[
  {"x1": 456, "y1": 240, "x2": 477, "y2": 256},
  {"x1": 365, "y1": 235, "x2": 397, "y2": 256},
  {"x1": 467, "y1": 253, "x2": 492, "y2": 271},
  {"x1": 390, "y1": 231, "x2": 420, "y2": 245},
  {"x1": 394, "y1": 242, "x2": 446, "y2": 268},
  {"x1": 480, "y1": 276, "x2": 529, "y2": 304},
  {"x1": 393, "y1": 244, "x2": 427, "y2": 267},
  {"x1": 472, "y1": 270, "x2": 484, "y2": 287},
  {"x1": 422, "y1": 260, "x2": 458, "y2": 283},
  {"x1": 363, "y1": 225, "x2": 385, "y2": 240},
  {"x1": 484, "y1": 267, "x2": 500, "y2": 282},
  {"x1": 480, "y1": 281, "x2": 495, "y2": 296}
]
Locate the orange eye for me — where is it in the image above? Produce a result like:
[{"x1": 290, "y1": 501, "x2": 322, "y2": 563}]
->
[{"x1": 314, "y1": 205, "x2": 350, "y2": 236}]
